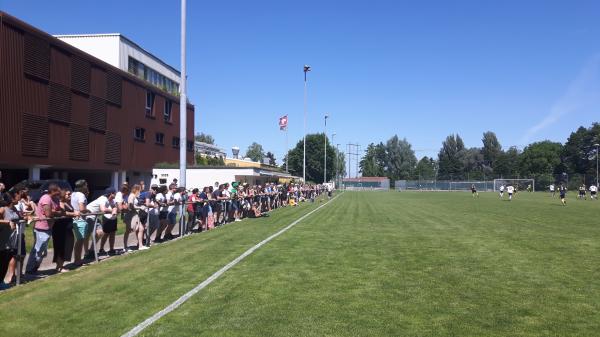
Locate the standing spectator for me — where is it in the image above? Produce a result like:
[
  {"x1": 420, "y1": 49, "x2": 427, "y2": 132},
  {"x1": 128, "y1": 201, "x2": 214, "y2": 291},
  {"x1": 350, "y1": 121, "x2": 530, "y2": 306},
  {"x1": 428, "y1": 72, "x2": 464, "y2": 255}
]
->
[
  {"x1": 198, "y1": 187, "x2": 210, "y2": 231},
  {"x1": 6, "y1": 189, "x2": 33, "y2": 283},
  {"x1": 71, "y1": 180, "x2": 90, "y2": 265},
  {"x1": 0, "y1": 192, "x2": 19, "y2": 289},
  {"x1": 96, "y1": 187, "x2": 120, "y2": 256},
  {"x1": 163, "y1": 184, "x2": 181, "y2": 240},
  {"x1": 123, "y1": 184, "x2": 147, "y2": 251},
  {"x1": 115, "y1": 184, "x2": 129, "y2": 221},
  {"x1": 53, "y1": 190, "x2": 77, "y2": 272},
  {"x1": 154, "y1": 185, "x2": 168, "y2": 243},
  {"x1": 144, "y1": 185, "x2": 159, "y2": 246},
  {"x1": 26, "y1": 183, "x2": 62, "y2": 274},
  {"x1": 187, "y1": 188, "x2": 199, "y2": 232}
]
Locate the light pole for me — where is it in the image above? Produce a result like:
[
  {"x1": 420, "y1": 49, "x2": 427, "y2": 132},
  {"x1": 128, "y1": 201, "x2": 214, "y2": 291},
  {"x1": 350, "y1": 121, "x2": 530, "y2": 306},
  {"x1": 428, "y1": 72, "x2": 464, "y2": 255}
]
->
[
  {"x1": 179, "y1": 0, "x2": 187, "y2": 188},
  {"x1": 595, "y1": 143, "x2": 599, "y2": 187},
  {"x1": 331, "y1": 132, "x2": 336, "y2": 184},
  {"x1": 336, "y1": 143, "x2": 340, "y2": 187},
  {"x1": 324, "y1": 114, "x2": 329, "y2": 183},
  {"x1": 303, "y1": 65, "x2": 311, "y2": 182}
]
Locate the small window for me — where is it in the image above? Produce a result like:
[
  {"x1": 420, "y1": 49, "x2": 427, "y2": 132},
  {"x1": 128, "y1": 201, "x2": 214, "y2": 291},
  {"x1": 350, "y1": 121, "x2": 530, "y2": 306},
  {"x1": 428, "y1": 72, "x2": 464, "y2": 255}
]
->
[
  {"x1": 172, "y1": 137, "x2": 180, "y2": 149},
  {"x1": 164, "y1": 100, "x2": 172, "y2": 122},
  {"x1": 146, "y1": 91, "x2": 155, "y2": 116},
  {"x1": 186, "y1": 140, "x2": 194, "y2": 152},
  {"x1": 155, "y1": 132, "x2": 164, "y2": 145},
  {"x1": 134, "y1": 127, "x2": 145, "y2": 141}
]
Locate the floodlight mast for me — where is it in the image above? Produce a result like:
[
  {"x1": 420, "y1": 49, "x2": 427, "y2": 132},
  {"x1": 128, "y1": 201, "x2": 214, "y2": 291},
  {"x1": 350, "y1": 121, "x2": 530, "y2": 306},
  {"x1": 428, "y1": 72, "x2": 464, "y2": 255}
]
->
[{"x1": 303, "y1": 65, "x2": 311, "y2": 183}]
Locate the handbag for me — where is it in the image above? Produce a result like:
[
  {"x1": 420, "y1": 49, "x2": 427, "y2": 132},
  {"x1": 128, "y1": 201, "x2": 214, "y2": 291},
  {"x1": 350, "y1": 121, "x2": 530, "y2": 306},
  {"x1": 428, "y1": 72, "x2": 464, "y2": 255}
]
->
[{"x1": 9, "y1": 228, "x2": 19, "y2": 251}]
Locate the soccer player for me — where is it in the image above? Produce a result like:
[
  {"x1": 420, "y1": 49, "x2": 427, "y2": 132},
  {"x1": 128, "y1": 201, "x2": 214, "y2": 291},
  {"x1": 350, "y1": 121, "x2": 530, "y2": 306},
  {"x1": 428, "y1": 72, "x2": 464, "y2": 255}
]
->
[
  {"x1": 526, "y1": 184, "x2": 532, "y2": 192},
  {"x1": 590, "y1": 184, "x2": 598, "y2": 200},
  {"x1": 471, "y1": 184, "x2": 479, "y2": 198},
  {"x1": 506, "y1": 185, "x2": 514, "y2": 201},
  {"x1": 559, "y1": 184, "x2": 567, "y2": 205},
  {"x1": 578, "y1": 184, "x2": 586, "y2": 200},
  {"x1": 499, "y1": 185, "x2": 505, "y2": 198},
  {"x1": 549, "y1": 184, "x2": 555, "y2": 197}
]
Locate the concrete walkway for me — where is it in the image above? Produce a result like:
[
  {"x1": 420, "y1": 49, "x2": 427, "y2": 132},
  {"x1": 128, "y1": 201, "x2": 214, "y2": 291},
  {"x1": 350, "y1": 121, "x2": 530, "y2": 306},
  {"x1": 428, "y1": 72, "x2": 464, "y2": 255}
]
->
[{"x1": 14, "y1": 221, "x2": 193, "y2": 285}]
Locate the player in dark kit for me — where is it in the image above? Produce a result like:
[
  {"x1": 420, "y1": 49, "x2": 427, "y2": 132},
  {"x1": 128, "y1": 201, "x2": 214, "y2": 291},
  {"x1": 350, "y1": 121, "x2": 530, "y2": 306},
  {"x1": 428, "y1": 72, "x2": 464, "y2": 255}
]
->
[
  {"x1": 578, "y1": 184, "x2": 586, "y2": 200},
  {"x1": 471, "y1": 184, "x2": 479, "y2": 198},
  {"x1": 559, "y1": 184, "x2": 567, "y2": 206}
]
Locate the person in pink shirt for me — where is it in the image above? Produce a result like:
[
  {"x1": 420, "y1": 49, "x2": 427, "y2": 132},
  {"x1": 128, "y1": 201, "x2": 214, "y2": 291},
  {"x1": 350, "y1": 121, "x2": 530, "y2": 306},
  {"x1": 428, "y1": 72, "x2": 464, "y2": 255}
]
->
[{"x1": 25, "y1": 183, "x2": 63, "y2": 274}]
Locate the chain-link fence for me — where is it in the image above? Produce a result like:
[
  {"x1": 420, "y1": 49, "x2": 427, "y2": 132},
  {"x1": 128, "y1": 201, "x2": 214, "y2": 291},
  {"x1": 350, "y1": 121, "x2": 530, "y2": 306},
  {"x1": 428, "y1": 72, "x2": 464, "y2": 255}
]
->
[{"x1": 395, "y1": 180, "x2": 494, "y2": 191}]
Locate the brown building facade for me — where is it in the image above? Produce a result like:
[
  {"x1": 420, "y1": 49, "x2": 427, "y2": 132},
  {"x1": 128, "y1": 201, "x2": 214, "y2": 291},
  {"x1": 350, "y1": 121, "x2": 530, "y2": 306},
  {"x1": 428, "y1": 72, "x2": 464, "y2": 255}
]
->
[{"x1": 0, "y1": 12, "x2": 194, "y2": 191}]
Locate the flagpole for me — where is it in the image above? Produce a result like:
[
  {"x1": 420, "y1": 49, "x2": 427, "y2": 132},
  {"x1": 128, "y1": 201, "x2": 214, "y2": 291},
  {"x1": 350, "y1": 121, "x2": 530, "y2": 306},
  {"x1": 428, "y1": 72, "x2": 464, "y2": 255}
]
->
[{"x1": 285, "y1": 125, "x2": 289, "y2": 172}]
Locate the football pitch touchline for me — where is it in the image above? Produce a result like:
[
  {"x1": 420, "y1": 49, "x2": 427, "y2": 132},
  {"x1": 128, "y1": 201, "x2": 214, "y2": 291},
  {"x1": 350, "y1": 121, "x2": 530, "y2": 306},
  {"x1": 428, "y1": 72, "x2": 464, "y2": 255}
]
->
[{"x1": 121, "y1": 193, "x2": 343, "y2": 337}]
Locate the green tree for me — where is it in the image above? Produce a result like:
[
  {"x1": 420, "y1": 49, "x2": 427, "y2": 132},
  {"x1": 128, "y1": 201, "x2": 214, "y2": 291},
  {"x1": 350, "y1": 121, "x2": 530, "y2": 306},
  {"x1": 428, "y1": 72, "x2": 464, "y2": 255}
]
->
[
  {"x1": 287, "y1": 133, "x2": 337, "y2": 183},
  {"x1": 494, "y1": 146, "x2": 521, "y2": 178},
  {"x1": 359, "y1": 143, "x2": 386, "y2": 177},
  {"x1": 437, "y1": 134, "x2": 466, "y2": 180},
  {"x1": 194, "y1": 132, "x2": 215, "y2": 144},
  {"x1": 245, "y1": 142, "x2": 265, "y2": 162},
  {"x1": 265, "y1": 151, "x2": 277, "y2": 166},
  {"x1": 562, "y1": 123, "x2": 600, "y2": 176},
  {"x1": 414, "y1": 156, "x2": 436, "y2": 180},
  {"x1": 385, "y1": 135, "x2": 417, "y2": 180},
  {"x1": 482, "y1": 131, "x2": 502, "y2": 174},
  {"x1": 335, "y1": 150, "x2": 347, "y2": 179},
  {"x1": 519, "y1": 141, "x2": 563, "y2": 177}
]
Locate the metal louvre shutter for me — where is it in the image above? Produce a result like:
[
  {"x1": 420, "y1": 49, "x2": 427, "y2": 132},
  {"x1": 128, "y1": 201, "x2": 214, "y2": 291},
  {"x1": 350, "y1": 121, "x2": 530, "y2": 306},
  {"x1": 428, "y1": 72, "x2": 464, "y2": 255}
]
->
[
  {"x1": 105, "y1": 132, "x2": 121, "y2": 164},
  {"x1": 106, "y1": 72, "x2": 122, "y2": 106},
  {"x1": 22, "y1": 113, "x2": 49, "y2": 157},
  {"x1": 89, "y1": 96, "x2": 107, "y2": 131},
  {"x1": 71, "y1": 55, "x2": 91, "y2": 94},
  {"x1": 69, "y1": 124, "x2": 89, "y2": 161},
  {"x1": 23, "y1": 33, "x2": 50, "y2": 80},
  {"x1": 48, "y1": 83, "x2": 72, "y2": 123}
]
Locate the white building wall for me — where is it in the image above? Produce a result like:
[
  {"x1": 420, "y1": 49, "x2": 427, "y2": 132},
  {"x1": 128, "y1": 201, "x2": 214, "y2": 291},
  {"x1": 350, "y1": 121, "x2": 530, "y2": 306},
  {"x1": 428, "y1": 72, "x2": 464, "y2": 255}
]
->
[
  {"x1": 56, "y1": 34, "x2": 180, "y2": 85},
  {"x1": 55, "y1": 34, "x2": 121, "y2": 68},
  {"x1": 153, "y1": 168, "x2": 258, "y2": 189}
]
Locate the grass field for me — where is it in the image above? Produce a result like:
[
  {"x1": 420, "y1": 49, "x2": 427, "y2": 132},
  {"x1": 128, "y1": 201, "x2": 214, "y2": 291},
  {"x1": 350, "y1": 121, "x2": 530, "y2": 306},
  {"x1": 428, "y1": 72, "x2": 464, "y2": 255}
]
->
[{"x1": 1, "y1": 191, "x2": 600, "y2": 337}]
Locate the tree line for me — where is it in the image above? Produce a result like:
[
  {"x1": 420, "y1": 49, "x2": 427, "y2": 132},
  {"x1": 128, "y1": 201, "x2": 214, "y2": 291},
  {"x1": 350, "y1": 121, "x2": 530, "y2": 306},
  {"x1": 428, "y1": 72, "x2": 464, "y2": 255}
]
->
[{"x1": 360, "y1": 123, "x2": 600, "y2": 189}]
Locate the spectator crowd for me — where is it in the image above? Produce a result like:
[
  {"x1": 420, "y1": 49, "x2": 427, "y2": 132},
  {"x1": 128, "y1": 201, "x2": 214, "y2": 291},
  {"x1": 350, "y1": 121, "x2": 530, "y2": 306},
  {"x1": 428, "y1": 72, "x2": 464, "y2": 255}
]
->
[{"x1": 0, "y1": 171, "x2": 331, "y2": 290}]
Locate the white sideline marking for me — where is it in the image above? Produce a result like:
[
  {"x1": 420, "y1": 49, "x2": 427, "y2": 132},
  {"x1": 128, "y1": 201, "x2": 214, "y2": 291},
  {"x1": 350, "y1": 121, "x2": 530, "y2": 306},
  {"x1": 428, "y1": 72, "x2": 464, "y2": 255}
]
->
[{"x1": 121, "y1": 193, "x2": 342, "y2": 337}]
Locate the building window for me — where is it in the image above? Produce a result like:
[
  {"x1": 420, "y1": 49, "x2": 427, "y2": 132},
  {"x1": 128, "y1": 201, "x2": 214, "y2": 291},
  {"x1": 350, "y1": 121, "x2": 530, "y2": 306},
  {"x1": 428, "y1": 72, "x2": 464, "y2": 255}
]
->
[
  {"x1": 146, "y1": 91, "x2": 155, "y2": 116},
  {"x1": 186, "y1": 140, "x2": 194, "y2": 152},
  {"x1": 155, "y1": 132, "x2": 164, "y2": 145},
  {"x1": 172, "y1": 137, "x2": 180, "y2": 149},
  {"x1": 164, "y1": 100, "x2": 172, "y2": 122},
  {"x1": 127, "y1": 57, "x2": 180, "y2": 96},
  {"x1": 134, "y1": 127, "x2": 145, "y2": 141}
]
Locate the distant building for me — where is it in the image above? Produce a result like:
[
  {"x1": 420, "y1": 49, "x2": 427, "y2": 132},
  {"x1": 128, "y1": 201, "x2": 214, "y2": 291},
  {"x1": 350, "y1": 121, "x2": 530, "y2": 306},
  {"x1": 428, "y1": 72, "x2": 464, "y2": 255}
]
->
[
  {"x1": 194, "y1": 141, "x2": 226, "y2": 158},
  {"x1": 153, "y1": 167, "x2": 298, "y2": 188},
  {"x1": 0, "y1": 11, "x2": 194, "y2": 192}
]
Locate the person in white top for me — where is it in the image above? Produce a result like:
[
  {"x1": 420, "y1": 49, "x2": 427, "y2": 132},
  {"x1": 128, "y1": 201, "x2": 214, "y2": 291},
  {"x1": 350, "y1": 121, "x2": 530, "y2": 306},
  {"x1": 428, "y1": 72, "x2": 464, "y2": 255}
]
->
[
  {"x1": 153, "y1": 185, "x2": 169, "y2": 243},
  {"x1": 71, "y1": 179, "x2": 90, "y2": 265},
  {"x1": 590, "y1": 184, "x2": 598, "y2": 200},
  {"x1": 499, "y1": 185, "x2": 505, "y2": 198},
  {"x1": 86, "y1": 188, "x2": 118, "y2": 255},
  {"x1": 506, "y1": 185, "x2": 515, "y2": 201},
  {"x1": 549, "y1": 184, "x2": 555, "y2": 197},
  {"x1": 163, "y1": 184, "x2": 181, "y2": 240},
  {"x1": 87, "y1": 188, "x2": 119, "y2": 255}
]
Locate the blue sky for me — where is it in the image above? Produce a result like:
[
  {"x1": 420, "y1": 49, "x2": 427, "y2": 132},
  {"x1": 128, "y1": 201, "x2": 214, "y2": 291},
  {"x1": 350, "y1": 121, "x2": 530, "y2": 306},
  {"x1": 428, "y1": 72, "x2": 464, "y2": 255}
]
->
[{"x1": 3, "y1": 0, "x2": 600, "y2": 163}]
